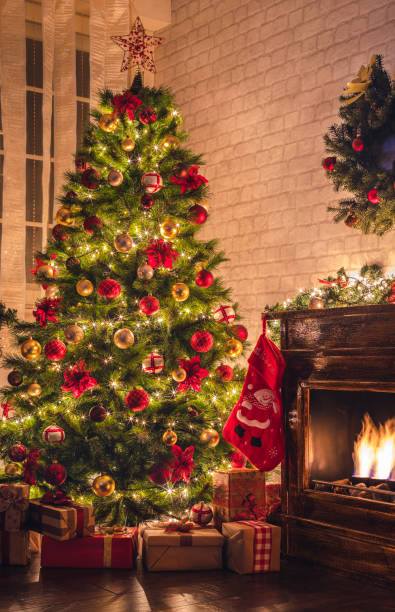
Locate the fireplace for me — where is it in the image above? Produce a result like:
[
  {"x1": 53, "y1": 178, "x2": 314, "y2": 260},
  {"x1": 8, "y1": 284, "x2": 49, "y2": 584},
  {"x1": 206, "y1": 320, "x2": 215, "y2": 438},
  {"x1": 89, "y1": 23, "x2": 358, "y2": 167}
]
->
[{"x1": 265, "y1": 304, "x2": 395, "y2": 583}]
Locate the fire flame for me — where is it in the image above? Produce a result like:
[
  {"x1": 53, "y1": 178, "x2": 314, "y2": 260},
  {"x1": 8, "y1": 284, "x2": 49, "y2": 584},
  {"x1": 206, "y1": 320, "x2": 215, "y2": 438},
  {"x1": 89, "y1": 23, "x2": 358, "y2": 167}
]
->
[{"x1": 353, "y1": 413, "x2": 395, "y2": 480}]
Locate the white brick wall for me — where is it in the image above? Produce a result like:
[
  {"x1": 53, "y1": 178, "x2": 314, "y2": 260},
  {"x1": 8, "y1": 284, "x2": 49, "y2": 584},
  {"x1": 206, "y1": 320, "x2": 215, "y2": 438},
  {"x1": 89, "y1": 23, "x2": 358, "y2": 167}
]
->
[{"x1": 154, "y1": 0, "x2": 395, "y2": 344}]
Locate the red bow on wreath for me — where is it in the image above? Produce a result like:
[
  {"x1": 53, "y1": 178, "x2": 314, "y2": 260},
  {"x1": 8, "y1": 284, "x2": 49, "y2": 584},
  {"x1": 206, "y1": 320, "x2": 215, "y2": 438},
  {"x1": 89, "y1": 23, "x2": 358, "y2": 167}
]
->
[
  {"x1": 144, "y1": 238, "x2": 179, "y2": 270},
  {"x1": 112, "y1": 92, "x2": 142, "y2": 120},
  {"x1": 23, "y1": 447, "x2": 40, "y2": 485},
  {"x1": 170, "y1": 445, "x2": 195, "y2": 483},
  {"x1": 61, "y1": 360, "x2": 98, "y2": 399},
  {"x1": 177, "y1": 356, "x2": 209, "y2": 393},
  {"x1": 33, "y1": 297, "x2": 62, "y2": 328},
  {"x1": 170, "y1": 165, "x2": 208, "y2": 194},
  {"x1": 388, "y1": 281, "x2": 395, "y2": 303},
  {"x1": 41, "y1": 490, "x2": 73, "y2": 506}
]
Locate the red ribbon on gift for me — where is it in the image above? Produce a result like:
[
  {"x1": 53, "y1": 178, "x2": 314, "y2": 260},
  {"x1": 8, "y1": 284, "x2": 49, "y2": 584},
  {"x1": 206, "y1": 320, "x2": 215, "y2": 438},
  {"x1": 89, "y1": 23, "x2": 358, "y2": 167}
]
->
[{"x1": 164, "y1": 519, "x2": 194, "y2": 533}]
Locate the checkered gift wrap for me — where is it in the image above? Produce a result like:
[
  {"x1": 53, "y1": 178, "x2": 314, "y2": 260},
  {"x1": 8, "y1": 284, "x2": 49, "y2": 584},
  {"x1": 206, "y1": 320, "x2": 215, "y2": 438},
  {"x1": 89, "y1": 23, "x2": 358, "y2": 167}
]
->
[
  {"x1": 222, "y1": 521, "x2": 281, "y2": 574},
  {"x1": 239, "y1": 520, "x2": 272, "y2": 572}
]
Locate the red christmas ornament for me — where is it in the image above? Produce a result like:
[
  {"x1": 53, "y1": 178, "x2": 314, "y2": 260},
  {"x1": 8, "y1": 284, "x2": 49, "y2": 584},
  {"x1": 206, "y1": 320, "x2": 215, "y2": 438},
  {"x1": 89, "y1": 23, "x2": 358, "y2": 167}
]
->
[
  {"x1": 213, "y1": 305, "x2": 235, "y2": 324},
  {"x1": 125, "y1": 388, "x2": 149, "y2": 411},
  {"x1": 8, "y1": 443, "x2": 27, "y2": 462},
  {"x1": 231, "y1": 324, "x2": 248, "y2": 341},
  {"x1": 33, "y1": 297, "x2": 62, "y2": 328},
  {"x1": 66, "y1": 190, "x2": 77, "y2": 198},
  {"x1": 112, "y1": 91, "x2": 142, "y2": 120},
  {"x1": 61, "y1": 361, "x2": 98, "y2": 398},
  {"x1": 141, "y1": 194, "x2": 154, "y2": 209},
  {"x1": 195, "y1": 269, "x2": 213, "y2": 288},
  {"x1": 139, "y1": 295, "x2": 160, "y2": 315},
  {"x1": 75, "y1": 157, "x2": 90, "y2": 172},
  {"x1": 190, "y1": 501, "x2": 213, "y2": 525},
  {"x1": 23, "y1": 447, "x2": 40, "y2": 485},
  {"x1": 177, "y1": 356, "x2": 209, "y2": 392},
  {"x1": 171, "y1": 165, "x2": 208, "y2": 194},
  {"x1": 216, "y1": 364, "x2": 234, "y2": 382},
  {"x1": 44, "y1": 462, "x2": 67, "y2": 486},
  {"x1": 97, "y1": 279, "x2": 121, "y2": 300},
  {"x1": 189, "y1": 204, "x2": 208, "y2": 225},
  {"x1": 368, "y1": 189, "x2": 380, "y2": 204},
  {"x1": 84, "y1": 216, "x2": 103, "y2": 235},
  {"x1": 191, "y1": 330, "x2": 213, "y2": 353},
  {"x1": 138, "y1": 107, "x2": 157, "y2": 124},
  {"x1": 148, "y1": 461, "x2": 171, "y2": 485},
  {"x1": 81, "y1": 168, "x2": 100, "y2": 190},
  {"x1": 229, "y1": 450, "x2": 247, "y2": 468},
  {"x1": 144, "y1": 239, "x2": 179, "y2": 270},
  {"x1": 44, "y1": 339, "x2": 67, "y2": 361},
  {"x1": 170, "y1": 445, "x2": 195, "y2": 483},
  {"x1": 322, "y1": 156, "x2": 336, "y2": 171},
  {"x1": 52, "y1": 224, "x2": 69, "y2": 241},
  {"x1": 352, "y1": 137, "x2": 364, "y2": 151}
]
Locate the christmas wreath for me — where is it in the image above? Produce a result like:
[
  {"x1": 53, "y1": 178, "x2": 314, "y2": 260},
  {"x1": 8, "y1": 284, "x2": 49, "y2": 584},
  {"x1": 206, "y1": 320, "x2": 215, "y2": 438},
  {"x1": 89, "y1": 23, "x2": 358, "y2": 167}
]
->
[{"x1": 323, "y1": 55, "x2": 395, "y2": 235}]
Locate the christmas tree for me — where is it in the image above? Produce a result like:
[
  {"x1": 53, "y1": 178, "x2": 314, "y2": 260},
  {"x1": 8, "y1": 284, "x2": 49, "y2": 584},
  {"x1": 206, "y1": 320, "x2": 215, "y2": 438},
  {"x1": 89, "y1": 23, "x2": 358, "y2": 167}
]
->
[{"x1": 0, "y1": 75, "x2": 247, "y2": 524}]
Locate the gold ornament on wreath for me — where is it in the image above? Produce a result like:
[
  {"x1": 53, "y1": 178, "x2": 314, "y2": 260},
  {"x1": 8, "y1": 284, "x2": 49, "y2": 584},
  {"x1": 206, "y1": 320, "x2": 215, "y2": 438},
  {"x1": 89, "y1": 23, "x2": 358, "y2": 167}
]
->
[
  {"x1": 162, "y1": 429, "x2": 178, "y2": 446},
  {"x1": 92, "y1": 474, "x2": 115, "y2": 497},
  {"x1": 21, "y1": 338, "x2": 42, "y2": 361},
  {"x1": 171, "y1": 282, "x2": 189, "y2": 302},
  {"x1": 121, "y1": 137, "x2": 135, "y2": 151},
  {"x1": 161, "y1": 135, "x2": 180, "y2": 151},
  {"x1": 200, "y1": 428, "x2": 220, "y2": 447},
  {"x1": 27, "y1": 382, "x2": 42, "y2": 397},
  {"x1": 171, "y1": 367, "x2": 187, "y2": 382},
  {"x1": 113, "y1": 328, "x2": 135, "y2": 349},
  {"x1": 308, "y1": 296, "x2": 324, "y2": 310},
  {"x1": 76, "y1": 279, "x2": 94, "y2": 297},
  {"x1": 160, "y1": 217, "x2": 179, "y2": 240},
  {"x1": 64, "y1": 324, "x2": 84, "y2": 344},
  {"x1": 225, "y1": 338, "x2": 243, "y2": 358},
  {"x1": 114, "y1": 233, "x2": 133, "y2": 253},
  {"x1": 99, "y1": 113, "x2": 117, "y2": 132}
]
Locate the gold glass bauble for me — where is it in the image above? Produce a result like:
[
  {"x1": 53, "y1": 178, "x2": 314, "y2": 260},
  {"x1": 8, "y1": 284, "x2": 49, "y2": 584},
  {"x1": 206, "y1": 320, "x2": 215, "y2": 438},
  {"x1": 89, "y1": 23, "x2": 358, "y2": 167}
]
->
[
  {"x1": 114, "y1": 233, "x2": 133, "y2": 253},
  {"x1": 161, "y1": 135, "x2": 180, "y2": 151},
  {"x1": 64, "y1": 324, "x2": 84, "y2": 344},
  {"x1": 121, "y1": 137, "x2": 135, "y2": 151},
  {"x1": 308, "y1": 296, "x2": 325, "y2": 310},
  {"x1": 99, "y1": 113, "x2": 117, "y2": 132},
  {"x1": 162, "y1": 429, "x2": 178, "y2": 446},
  {"x1": 171, "y1": 282, "x2": 189, "y2": 302},
  {"x1": 113, "y1": 328, "x2": 135, "y2": 349},
  {"x1": 200, "y1": 428, "x2": 220, "y2": 447},
  {"x1": 200, "y1": 199, "x2": 210, "y2": 211},
  {"x1": 108, "y1": 168, "x2": 123, "y2": 186},
  {"x1": 21, "y1": 338, "x2": 42, "y2": 361},
  {"x1": 137, "y1": 264, "x2": 154, "y2": 280},
  {"x1": 160, "y1": 217, "x2": 179, "y2": 240},
  {"x1": 45, "y1": 284, "x2": 59, "y2": 298},
  {"x1": 27, "y1": 382, "x2": 42, "y2": 397},
  {"x1": 92, "y1": 474, "x2": 115, "y2": 497},
  {"x1": 56, "y1": 207, "x2": 74, "y2": 226},
  {"x1": 225, "y1": 338, "x2": 243, "y2": 358},
  {"x1": 171, "y1": 367, "x2": 187, "y2": 382},
  {"x1": 195, "y1": 260, "x2": 209, "y2": 272},
  {"x1": 76, "y1": 279, "x2": 94, "y2": 297},
  {"x1": 37, "y1": 264, "x2": 55, "y2": 278},
  {"x1": 5, "y1": 463, "x2": 22, "y2": 476}
]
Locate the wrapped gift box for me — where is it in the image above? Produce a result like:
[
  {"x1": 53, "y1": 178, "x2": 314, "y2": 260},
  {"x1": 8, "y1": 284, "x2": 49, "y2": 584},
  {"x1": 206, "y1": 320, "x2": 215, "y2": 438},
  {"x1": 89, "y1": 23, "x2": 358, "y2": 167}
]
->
[
  {"x1": 142, "y1": 527, "x2": 224, "y2": 571},
  {"x1": 213, "y1": 469, "x2": 267, "y2": 527},
  {"x1": 41, "y1": 528, "x2": 138, "y2": 568},
  {"x1": 29, "y1": 499, "x2": 94, "y2": 541},
  {"x1": 0, "y1": 483, "x2": 30, "y2": 531},
  {"x1": 0, "y1": 531, "x2": 30, "y2": 565},
  {"x1": 29, "y1": 531, "x2": 42, "y2": 554},
  {"x1": 222, "y1": 521, "x2": 281, "y2": 574}
]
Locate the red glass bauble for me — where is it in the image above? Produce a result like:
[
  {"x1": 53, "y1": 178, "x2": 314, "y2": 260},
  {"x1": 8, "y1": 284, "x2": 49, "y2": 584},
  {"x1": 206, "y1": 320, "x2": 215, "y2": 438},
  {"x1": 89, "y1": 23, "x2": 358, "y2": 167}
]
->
[
  {"x1": 52, "y1": 224, "x2": 69, "y2": 241},
  {"x1": 66, "y1": 190, "x2": 77, "y2": 199},
  {"x1": 97, "y1": 279, "x2": 121, "y2": 300},
  {"x1": 229, "y1": 450, "x2": 247, "y2": 468},
  {"x1": 141, "y1": 194, "x2": 154, "y2": 209},
  {"x1": 148, "y1": 461, "x2": 171, "y2": 485},
  {"x1": 215, "y1": 364, "x2": 234, "y2": 382},
  {"x1": 231, "y1": 324, "x2": 248, "y2": 341},
  {"x1": 83, "y1": 216, "x2": 103, "y2": 235},
  {"x1": 125, "y1": 388, "x2": 149, "y2": 411},
  {"x1": 368, "y1": 189, "x2": 380, "y2": 204},
  {"x1": 8, "y1": 443, "x2": 27, "y2": 462},
  {"x1": 89, "y1": 405, "x2": 107, "y2": 422},
  {"x1": 352, "y1": 137, "x2": 364, "y2": 152},
  {"x1": 44, "y1": 462, "x2": 67, "y2": 486},
  {"x1": 322, "y1": 156, "x2": 336, "y2": 171},
  {"x1": 139, "y1": 296, "x2": 160, "y2": 315},
  {"x1": 195, "y1": 269, "x2": 213, "y2": 288},
  {"x1": 190, "y1": 330, "x2": 213, "y2": 352},
  {"x1": 75, "y1": 158, "x2": 90, "y2": 172},
  {"x1": 81, "y1": 168, "x2": 100, "y2": 189},
  {"x1": 189, "y1": 204, "x2": 207, "y2": 225},
  {"x1": 8, "y1": 371, "x2": 23, "y2": 386},
  {"x1": 173, "y1": 162, "x2": 188, "y2": 178},
  {"x1": 139, "y1": 107, "x2": 157, "y2": 124},
  {"x1": 44, "y1": 339, "x2": 67, "y2": 361}
]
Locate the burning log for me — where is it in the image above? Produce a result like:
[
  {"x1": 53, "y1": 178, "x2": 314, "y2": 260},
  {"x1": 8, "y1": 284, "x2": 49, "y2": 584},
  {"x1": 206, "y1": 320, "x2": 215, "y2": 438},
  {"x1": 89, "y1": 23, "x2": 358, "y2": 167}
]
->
[
  {"x1": 332, "y1": 478, "x2": 352, "y2": 495},
  {"x1": 370, "y1": 482, "x2": 390, "y2": 502},
  {"x1": 349, "y1": 482, "x2": 370, "y2": 499}
]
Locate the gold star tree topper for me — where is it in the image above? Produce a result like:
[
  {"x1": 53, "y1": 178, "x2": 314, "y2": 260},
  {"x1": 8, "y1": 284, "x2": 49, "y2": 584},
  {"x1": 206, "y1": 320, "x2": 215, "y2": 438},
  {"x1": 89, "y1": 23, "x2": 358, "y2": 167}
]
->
[{"x1": 111, "y1": 16, "x2": 163, "y2": 74}]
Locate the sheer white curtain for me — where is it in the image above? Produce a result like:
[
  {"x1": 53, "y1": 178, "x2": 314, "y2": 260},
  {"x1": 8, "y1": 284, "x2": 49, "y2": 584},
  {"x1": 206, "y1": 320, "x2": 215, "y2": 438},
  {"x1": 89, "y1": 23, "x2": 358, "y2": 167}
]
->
[{"x1": 41, "y1": 0, "x2": 55, "y2": 240}]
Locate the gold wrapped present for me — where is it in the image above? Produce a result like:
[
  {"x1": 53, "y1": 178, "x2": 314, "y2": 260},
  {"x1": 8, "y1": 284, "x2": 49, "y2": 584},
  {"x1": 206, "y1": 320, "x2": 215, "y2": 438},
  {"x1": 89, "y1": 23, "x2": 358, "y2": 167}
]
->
[
  {"x1": 0, "y1": 483, "x2": 30, "y2": 531},
  {"x1": 29, "y1": 498, "x2": 94, "y2": 541},
  {"x1": 0, "y1": 531, "x2": 30, "y2": 565}
]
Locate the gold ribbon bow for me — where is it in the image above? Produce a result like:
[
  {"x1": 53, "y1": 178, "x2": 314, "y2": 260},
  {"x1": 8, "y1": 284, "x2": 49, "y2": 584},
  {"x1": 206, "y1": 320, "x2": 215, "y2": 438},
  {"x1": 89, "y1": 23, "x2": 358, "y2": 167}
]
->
[
  {"x1": 0, "y1": 488, "x2": 29, "y2": 531},
  {"x1": 342, "y1": 55, "x2": 377, "y2": 106}
]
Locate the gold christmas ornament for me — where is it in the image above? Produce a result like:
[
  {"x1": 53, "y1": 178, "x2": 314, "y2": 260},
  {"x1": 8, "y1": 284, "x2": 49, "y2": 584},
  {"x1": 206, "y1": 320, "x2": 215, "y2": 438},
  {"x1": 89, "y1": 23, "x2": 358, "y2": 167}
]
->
[
  {"x1": 160, "y1": 217, "x2": 179, "y2": 240},
  {"x1": 225, "y1": 338, "x2": 243, "y2": 358},
  {"x1": 64, "y1": 324, "x2": 84, "y2": 344},
  {"x1": 45, "y1": 284, "x2": 59, "y2": 298},
  {"x1": 76, "y1": 279, "x2": 94, "y2": 297},
  {"x1": 21, "y1": 338, "x2": 42, "y2": 361},
  {"x1": 161, "y1": 135, "x2": 180, "y2": 151},
  {"x1": 99, "y1": 113, "x2": 117, "y2": 132},
  {"x1": 27, "y1": 382, "x2": 42, "y2": 397},
  {"x1": 200, "y1": 200, "x2": 210, "y2": 212},
  {"x1": 113, "y1": 328, "x2": 135, "y2": 349},
  {"x1": 162, "y1": 429, "x2": 178, "y2": 445},
  {"x1": 92, "y1": 474, "x2": 115, "y2": 497},
  {"x1": 121, "y1": 137, "x2": 135, "y2": 151},
  {"x1": 37, "y1": 264, "x2": 55, "y2": 278},
  {"x1": 308, "y1": 296, "x2": 325, "y2": 310},
  {"x1": 171, "y1": 282, "x2": 189, "y2": 302},
  {"x1": 200, "y1": 428, "x2": 220, "y2": 447},
  {"x1": 195, "y1": 260, "x2": 209, "y2": 272},
  {"x1": 114, "y1": 233, "x2": 133, "y2": 253},
  {"x1": 137, "y1": 264, "x2": 154, "y2": 280},
  {"x1": 56, "y1": 207, "x2": 73, "y2": 226},
  {"x1": 171, "y1": 367, "x2": 187, "y2": 382},
  {"x1": 5, "y1": 463, "x2": 22, "y2": 476},
  {"x1": 108, "y1": 168, "x2": 124, "y2": 187}
]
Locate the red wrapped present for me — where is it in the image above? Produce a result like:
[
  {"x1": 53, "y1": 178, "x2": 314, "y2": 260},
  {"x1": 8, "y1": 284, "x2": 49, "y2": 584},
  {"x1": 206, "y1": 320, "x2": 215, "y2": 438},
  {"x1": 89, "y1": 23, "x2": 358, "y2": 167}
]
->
[
  {"x1": 0, "y1": 531, "x2": 30, "y2": 565},
  {"x1": 41, "y1": 528, "x2": 138, "y2": 568},
  {"x1": 213, "y1": 468, "x2": 268, "y2": 527},
  {"x1": 222, "y1": 521, "x2": 281, "y2": 574},
  {"x1": 0, "y1": 484, "x2": 30, "y2": 531},
  {"x1": 29, "y1": 495, "x2": 94, "y2": 541}
]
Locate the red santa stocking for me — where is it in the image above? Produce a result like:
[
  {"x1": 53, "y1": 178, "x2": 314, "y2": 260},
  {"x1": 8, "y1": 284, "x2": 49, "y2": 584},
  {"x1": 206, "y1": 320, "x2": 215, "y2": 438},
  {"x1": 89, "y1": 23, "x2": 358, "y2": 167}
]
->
[{"x1": 223, "y1": 317, "x2": 286, "y2": 471}]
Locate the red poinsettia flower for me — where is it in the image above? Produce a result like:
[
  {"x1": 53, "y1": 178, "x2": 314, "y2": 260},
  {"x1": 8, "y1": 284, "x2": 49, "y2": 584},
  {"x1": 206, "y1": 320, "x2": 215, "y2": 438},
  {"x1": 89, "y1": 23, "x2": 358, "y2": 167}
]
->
[
  {"x1": 61, "y1": 361, "x2": 98, "y2": 399},
  {"x1": 170, "y1": 165, "x2": 208, "y2": 194},
  {"x1": 112, "y1": 92, "x2": 143, "y2": 120},
  {"x1": 170, "y1": 445, "x2": 195, "y2": 483},
  {"x1": 177, "y1": 356, "x2": 209, "y2": 392},
  {"x1": 144, "y1": 239, "x2": 179, "y2": 270},
  {"x1": 33, "y1": 297, "x2": 62, "y2": 328}
]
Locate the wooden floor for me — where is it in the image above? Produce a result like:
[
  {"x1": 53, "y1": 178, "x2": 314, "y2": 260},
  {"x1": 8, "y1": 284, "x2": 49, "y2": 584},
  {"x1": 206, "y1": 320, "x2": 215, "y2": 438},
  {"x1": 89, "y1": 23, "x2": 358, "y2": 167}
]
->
[{"x1": 0, "y1": 554, "x2": 392, "y2": 612}]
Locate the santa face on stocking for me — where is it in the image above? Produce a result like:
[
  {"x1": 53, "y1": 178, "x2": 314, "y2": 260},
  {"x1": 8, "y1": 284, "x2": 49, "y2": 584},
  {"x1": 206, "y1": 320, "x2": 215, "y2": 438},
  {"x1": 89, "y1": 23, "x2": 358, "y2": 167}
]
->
[{"x1": 234, "y1": 386, "x2": 279, "y2": 448}]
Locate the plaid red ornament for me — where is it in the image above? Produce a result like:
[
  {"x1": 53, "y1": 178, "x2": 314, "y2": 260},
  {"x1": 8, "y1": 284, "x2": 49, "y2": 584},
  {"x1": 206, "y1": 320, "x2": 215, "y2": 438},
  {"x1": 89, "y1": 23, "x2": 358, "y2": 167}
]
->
[
  {"x1": 125, "y1": 388, "x2": 149, "y2": 411},
  {"x1": 61, "y1": 361, "x2": 98, "y2": 399},
  {"x1": 97, "y1": 279, "x2": 121, "y2": 300},
  {"x1": 139, "y1": 107, "x2": 157, "y2": 124},
  {"x1": 177, "y1": 356, "x2": 209, "y2": 392},
  {"x1": 44, "y1": 339, "x2": 67, "y2": 361},
  {"x1": 23, "y1": 447, "x2": 40, "y2": 485},
  {"x1": 190, "y1": 330, "x2": 213, "y2": 353},
  {"x1": 142, "y1": 171, "x2": 163, "y2": 194},
  {"x1": 33, "y1": 297, "x2": 62, "y2": 328},
  {"x1": 170, "y1": 445, "x2": 195, "y2": 483},
  {"x1": 170, "y1": 165, "x2": 208, "y2": 194},
  {"x1": 112, "y1": 91, "x2": 142, "y2": 120},
  {"x1": 84, "y1": 216, "x2": 103, "y2": 235},
  {"x1": 142, "y1": 353, "x2": 164, "y2": 373},
  {"x1": 144, "y1": 239, "x2": 178, "y2": 270},
  {"x1": 213, "y1": 305, "x2": 235, "y2": 324}
]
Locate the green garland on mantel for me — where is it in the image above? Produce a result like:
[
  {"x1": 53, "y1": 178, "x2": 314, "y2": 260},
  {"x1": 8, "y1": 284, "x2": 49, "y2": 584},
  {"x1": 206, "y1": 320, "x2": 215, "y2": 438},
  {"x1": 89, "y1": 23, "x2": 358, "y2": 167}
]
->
[{"x1": 265, "y1": 264, "x2": 395, "y2": 345}]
